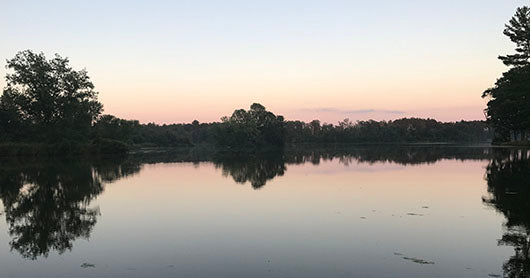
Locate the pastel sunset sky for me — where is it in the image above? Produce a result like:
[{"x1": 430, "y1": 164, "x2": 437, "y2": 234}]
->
[{"x1": 1, "y1": 0, "x2": 526, "y2": 124}]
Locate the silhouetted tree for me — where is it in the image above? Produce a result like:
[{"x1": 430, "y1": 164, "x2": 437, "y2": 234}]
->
[
  {"x1": 483, "y1": 6, "x2": 530, "y2": 143},
  {"x1": 499, "y1": 6, "x2": 530, "y2": 67},
  {"x1": 0, "y1": 92, "x2": 25, "y2": 141},
  {"x1": 483, "y1": 66, "x2": 530, "y2": 142},
  {"x1": 0, "y1": 50, "x2": 102, "y2": 142},
  {"x1": 215, "y1": 103, "x2": 285, "y2": 149},
  {"x1": 0, "y1": 49, "x2": 493, "y2": 153},
  {"x1": 93, "y1": 114, "x2": 140, "y2": 143}
]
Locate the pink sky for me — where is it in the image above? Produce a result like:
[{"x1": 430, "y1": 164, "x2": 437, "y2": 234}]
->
[{"x1": 1, "y1": 0, "x2": 523, "y2": 124}]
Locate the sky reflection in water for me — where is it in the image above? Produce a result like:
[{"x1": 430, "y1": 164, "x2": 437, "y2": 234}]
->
[{"x1": 0, "y1": 146, "x2": 527, "y2": 278}]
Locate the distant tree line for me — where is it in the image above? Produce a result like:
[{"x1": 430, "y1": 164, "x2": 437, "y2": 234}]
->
[
  {"x1": 283, "y1": 118, "x2": 490, "y2": 144},
  {"x1": 483, "y1": 6, "x2": 530, "y2": 144},
  {"x1": 3, "y1": 7, "x2": 530, "y2": 153},
  {"x1": 0, "y1": 50, "x2": 492, "y2": 156},
  {"x1": 87, "y1": 108, "x2": 491, "y2": 148}
]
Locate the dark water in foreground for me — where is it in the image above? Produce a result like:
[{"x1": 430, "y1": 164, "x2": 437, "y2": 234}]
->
[{"x1": 0, "y1": 145, "x2": 528, "y2": 278}]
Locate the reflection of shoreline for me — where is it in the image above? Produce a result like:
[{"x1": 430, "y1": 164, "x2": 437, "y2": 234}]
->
[
  {"x1": 0, "y1": 145, "x2": 518, "y2": 260},
  {"x1": 483, "y1": 149, "x2": 530, "y2": 277},
  {"x1": 0, "y1": 156, "x2": 142, "y2": 259},
  {"x1": 127, "y1": 145, "x2": 497, "y2": 189},
  {"x1": 213, "y1": 152, "x2": 286, "y2": 189},
  {"x1": 126, "y1": 144, "x2": 496, "y2": 166}
]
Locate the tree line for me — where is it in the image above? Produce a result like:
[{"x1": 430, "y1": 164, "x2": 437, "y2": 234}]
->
[
  {"x1": 0, "y1": 50, "x2": 496, "y2": 156},
  {"x1": 79, "y1": 106, "x2": 492, "y2": 150},
  {"x1": 3, "y1": 6, "x2": 529, "y2": 154},
  {"x1": 0, "y1": 50, "x2": 491, "y2": 155}
]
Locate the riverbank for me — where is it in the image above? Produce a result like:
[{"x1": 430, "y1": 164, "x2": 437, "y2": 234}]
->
[
  {"x1": 499, "y1": 140, "x2": 530, "y2": 146},
  {"x1": 0, "y1": 140, "x2": 503, "y2": 158},
  {"x1": 0, "y1": 139, "x2": 129, "y2": 157}
]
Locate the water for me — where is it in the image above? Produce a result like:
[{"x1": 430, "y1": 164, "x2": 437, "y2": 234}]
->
[{"x1": 0, "y1": 145, "x2": 528, "y2": 278}]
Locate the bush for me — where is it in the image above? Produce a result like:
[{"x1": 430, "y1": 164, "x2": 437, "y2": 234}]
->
[{"x1": 91, "y1": 138, "x2": 130, "y2": 154}]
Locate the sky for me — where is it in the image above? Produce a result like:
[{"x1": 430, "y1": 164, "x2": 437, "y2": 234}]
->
[{"x1": 0, "y1": 0, "x2": 527, "y2": 124}]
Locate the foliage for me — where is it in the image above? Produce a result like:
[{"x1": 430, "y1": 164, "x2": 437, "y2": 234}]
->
[
  {"x1": 89, "y1": 116, "x2": 491, "y2": 148},
  {"x1": 214, "y1": 103, "x2": 285, "y2": 149},
  {"x1": 0, "y1": 51, "x2": 493, "y2": 155},
  {"x1": 499, "y1": 6, "x2": 530, "y2": 67},
  {"x1": 1, "y1": 50, "x2": 102, "y2": 142},
  {"x1": 483, "y1": 6, "x2": 530, "y2": 144},
  {"x1": 483, "y1": 150, "x2": 530, "y2": 277},
  {"x1": 90, "y1": 138, "x2": 130, "y2": 154},
  {"x1": 0, "y1": 157, "x2": 142, "y2": 259},
  {"x1": 483, "y1": 66, "x2": 530, "y2": 143},
  {"x1": 284, "y1": 118, "x2": 490, "y2": 144},
  {"x1": 92, "y1": 114, "x2": 140, "y2": 144},
  {"x1": 128, "y1": 122, "x2": 194, "y2": 147},
  {"x1": 213, "y1": 151, "x2": 285, "y2": 189}
]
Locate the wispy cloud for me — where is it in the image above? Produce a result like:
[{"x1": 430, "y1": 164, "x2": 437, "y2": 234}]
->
[{"x1": 299, "y1": 108, "x2": 405, "y2": 115}]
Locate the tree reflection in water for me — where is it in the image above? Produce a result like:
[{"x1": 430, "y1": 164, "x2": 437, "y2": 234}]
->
[
  {"x1": 0, "y1": 156, "x2": 141, "y2": 259},
  {"x1": 483, "y1": 149, "x2": 530, "y2": 278},
  {"x1": 213, "y1": 151, "x2": 286, "y2": 189},
  {"x1": 211, "y1": 145, "x2": 493, "y2": 189},
  {"x1": 0, "y1": 144, "x2": 528, "y2": 272}
]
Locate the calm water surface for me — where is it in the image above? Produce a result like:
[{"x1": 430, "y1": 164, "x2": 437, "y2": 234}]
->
[{"x1": 0, "y1": 146, "x2": 528, "y2": 278}]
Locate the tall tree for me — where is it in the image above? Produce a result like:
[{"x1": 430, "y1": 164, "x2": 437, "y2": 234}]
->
[
  {"x1": 482, "y1": 67, "x2": 530, "y2": 142},
  {"x1": 499, "y1": 6, "x2": 530, "y2": 67},
  {"x1": 1, "y1": 50, "x2": 102, "y2": 142},
  {"x1": 483, "y1": 6, "x2": 530, "y2": 143},
  {"x1": 215, "y1": 103, "x2": 285, "y2": 149}
]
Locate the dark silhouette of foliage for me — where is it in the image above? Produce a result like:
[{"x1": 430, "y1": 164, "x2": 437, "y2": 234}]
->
[
  {"x1": 215, "y1": 103, "x2": 285, "y2": 149},
  {"x1": 483, "y1": 66, "x2": 530, "y2": 143},
  {"x1": 483, "y1": 6, "x2": 530, "y2": 144},
  {"x1": 87, "y1": 116, "x2": 491, "y2": 151},
  {"x1": 126, "y1": 145, "x2": 493, "y2": 188},
  {"x1": 285, "y1": 118, "x2": 490, "y2": 144},
  {"x1": 499, "y1": 6, "x2": 530, "y2": 67},
  {"x1": 0, "y1": 51, "x2": 492, "y2": 156},
  {"x1": 1, "y1": 50, "x2": 102, "y2": 142},
  {"x1": 0, "y1": 144, "x2": 507, "y2": 262},
  {"x1": 483, "y1": 149, "x2": 530, "y2": 277},
  {"x1": 213, "y1": 151, "x2": 286, "y2": 189},
  {"x1": 0, "y1": 157, "x2": 141, "y2": 259},
  {"x1": 93, "y1": 114, "x2": 140, "y2": 143}
]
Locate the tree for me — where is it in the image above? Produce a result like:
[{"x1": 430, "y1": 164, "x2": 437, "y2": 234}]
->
[
  {"x1": 0, "y1": 91, "x2": 25, "y2": 141},
  {"x1": 1, "y1": 50, "x2": 102, "y2": 142},
  {"x1": 93, "y1": 114, "x2": 140, "y2": 143},
  {"x1": 215, "y1": 103, "x2": 285, "y2": 149},
  {"x1": 499, "y1": 6, "x2": 530, "y2": 67},
  {"x1": 483, "y1": 6, "x2": 530, "y2": 143},
  {"x1": 483, "y1": 67, "x2": 530, "y2": 142}
]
